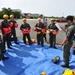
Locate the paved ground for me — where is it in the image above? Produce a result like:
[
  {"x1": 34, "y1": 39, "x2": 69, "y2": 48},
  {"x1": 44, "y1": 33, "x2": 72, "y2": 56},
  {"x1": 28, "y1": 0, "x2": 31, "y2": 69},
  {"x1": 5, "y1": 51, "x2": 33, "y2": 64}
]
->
[{"x1": 1, "y1": 19, "x2": 75, "y2": 46}]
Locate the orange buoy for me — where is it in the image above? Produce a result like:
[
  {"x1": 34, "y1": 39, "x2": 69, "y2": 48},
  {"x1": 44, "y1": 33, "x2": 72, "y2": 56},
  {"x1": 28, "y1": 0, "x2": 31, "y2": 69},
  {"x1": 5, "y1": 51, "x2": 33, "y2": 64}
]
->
[
  {"x1": 33, "y1": 27, "x2": 37, "y2": 31},
  {"x1": 26, "y1": 38, "x2": 36, "y2": 43},
  {"x1": 31, "y1": 39, "x2": 36, "y2": 43},
  {"x1": 41, "y1": 28, "x2": 46, "y2": 33},
  {"x1": 52, "y1": 30, "x2": 59, "y2": 35}
]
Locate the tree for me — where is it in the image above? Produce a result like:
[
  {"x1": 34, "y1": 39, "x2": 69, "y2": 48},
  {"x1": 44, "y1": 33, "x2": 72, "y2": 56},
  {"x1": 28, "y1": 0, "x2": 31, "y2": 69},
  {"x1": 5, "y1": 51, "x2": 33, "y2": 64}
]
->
[
  {"x1": 2, "y1": 7, "x2": 12, "y2": 16},
  {"x1": 39, "y1": 14, "x2": 43, "y2": 18},
  {"x1": 1, "y1": 7, "x2": 21, "y2": 19},
  {"x1": 0, "y1": 11, "x2": 3, "y2": 19},
  {"x1": 7, "y1": 8, "x2": 12, "y2": 16},
  {"x1": 12, "y1": 11, "x2": 21, "y2": 18},
  {"x1": 2, "y1": 7, "x2": 8, "y2": 14}
]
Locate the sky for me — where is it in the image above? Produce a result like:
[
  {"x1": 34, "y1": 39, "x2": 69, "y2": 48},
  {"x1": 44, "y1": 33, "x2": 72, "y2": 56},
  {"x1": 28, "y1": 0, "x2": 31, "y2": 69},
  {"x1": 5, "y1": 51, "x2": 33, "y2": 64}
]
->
[{"x1": 0, "y1": 0, "x2": 75, "y2": 17}]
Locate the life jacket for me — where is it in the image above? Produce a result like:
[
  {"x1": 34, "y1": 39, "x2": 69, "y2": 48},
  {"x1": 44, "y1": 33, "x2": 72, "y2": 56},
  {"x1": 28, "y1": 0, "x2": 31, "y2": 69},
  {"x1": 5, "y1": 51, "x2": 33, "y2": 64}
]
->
[
  {"x1": 15, "y1": 23, "x2": 18, "y2": 28},
  {"x1": 3, "y1": 27, "x2": 11, "y2": 34},
  {"x1": 33, "y1": 27, "x2": 37, "y2": 31},
  {"x1": 22, "y1": 29, "x2": 30, "y2": 34},
  {"x1": 41, "y1": 28, "x2": 46, "y2": 33},
  {"x1": 52, "y1": 30, "x2": 59, "y2": 35},
  {"x1": 9, "y1": 22, "x2": 13, "y2": 27}
]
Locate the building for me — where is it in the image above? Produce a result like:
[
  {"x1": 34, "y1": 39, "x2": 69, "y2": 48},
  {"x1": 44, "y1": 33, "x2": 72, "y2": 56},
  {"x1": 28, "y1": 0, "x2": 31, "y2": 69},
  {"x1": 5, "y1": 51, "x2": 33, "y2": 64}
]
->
[
  {"x1": 21, "y1": 13, "x2": 40, "y2": 18},
  {"x1": 12, "y1": 9, "x2": 22, "y2": 13}
]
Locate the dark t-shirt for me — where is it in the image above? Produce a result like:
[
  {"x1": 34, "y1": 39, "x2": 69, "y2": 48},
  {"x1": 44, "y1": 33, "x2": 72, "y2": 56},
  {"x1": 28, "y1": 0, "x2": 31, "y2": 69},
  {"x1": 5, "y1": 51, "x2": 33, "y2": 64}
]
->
[
  {"x1": 1, "y1": 19, "x2": 9, "y2": 35},
  {"x1": 66, "y1": 23, "x2": 75, "y2": 43},
  {"x1": 35, "y1": 22, "x2": 45, "y2": 32},
  {"x1": 20, "y1": 23, "x2": 31, "y2": 30}
]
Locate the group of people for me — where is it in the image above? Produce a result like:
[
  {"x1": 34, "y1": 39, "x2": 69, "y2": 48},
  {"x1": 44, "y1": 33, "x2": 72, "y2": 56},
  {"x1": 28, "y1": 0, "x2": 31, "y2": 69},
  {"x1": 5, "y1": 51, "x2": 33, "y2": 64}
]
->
[
  {"x1": 0, "y1": 14, "x2": 59, "y2": 61},
  {"x1": 0, "y1": 14, "x2": 75, "y2": 68}
]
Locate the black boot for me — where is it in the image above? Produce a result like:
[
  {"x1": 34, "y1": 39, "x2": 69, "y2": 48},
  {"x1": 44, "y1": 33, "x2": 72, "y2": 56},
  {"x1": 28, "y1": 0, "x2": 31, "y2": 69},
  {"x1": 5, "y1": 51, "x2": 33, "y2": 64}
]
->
[
  {"x1": 73, "y1": 50, "x2": 75, "y2": 55},
  {"x1": 8, "y1": 47, "x2": 12, "y2": 49},
  {"x1": 41, "y1": 45, "x2": 44, "y2": 47},
  {"x1": 61, "y1": 64, "x2": 69, "y2": 68},
  {"x1": 1, "y1": 56, "x2": 9, "y2": 60},
  {"x1": 10, "y1": 44, "x2": 12, "y2": 46},
  {"x1": 3, "y1": 50, "x2": 6, "y2": 53},
  {"x1": 53, "y1": 46, "x2": 57, "y2": 49},
  {"x1": 0, "y1": 57, "x2": 1, "y2": 61},
  {"x1": 15, "y1": 42, "x2": 19, "y2": 44}
]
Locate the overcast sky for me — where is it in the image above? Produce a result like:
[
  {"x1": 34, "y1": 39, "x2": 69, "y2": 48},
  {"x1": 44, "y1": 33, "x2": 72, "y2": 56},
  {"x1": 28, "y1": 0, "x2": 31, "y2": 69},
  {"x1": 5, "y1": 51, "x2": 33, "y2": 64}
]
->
[{"x1": 0, "y1": 0, "x2": 75, "y2": 17}]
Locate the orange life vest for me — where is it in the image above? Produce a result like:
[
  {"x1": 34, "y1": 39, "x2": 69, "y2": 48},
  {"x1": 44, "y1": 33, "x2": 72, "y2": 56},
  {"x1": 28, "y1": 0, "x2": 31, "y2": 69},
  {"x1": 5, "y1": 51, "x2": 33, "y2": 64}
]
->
[
  {"x1": 52, "y1": 30, "x2": 59, "y2": 35},
  {"x1": 33, "y1": 27, "x2": 37, "y2": 31},
  {"x1": 22, "y1": 29, "x2": 30, "y2": 34},
  {"x1": 41, "y1": 28, "x2": 46, "y2": 33},
  {"x1": 9, "y1": 22, "x2": 13, "y2": 27},
  {"x1": 3, "y1": 27, "x2": 11, "y2": 34},
  {"x1": 15, "y1": 23, "x2": 18, "y2": 28}
]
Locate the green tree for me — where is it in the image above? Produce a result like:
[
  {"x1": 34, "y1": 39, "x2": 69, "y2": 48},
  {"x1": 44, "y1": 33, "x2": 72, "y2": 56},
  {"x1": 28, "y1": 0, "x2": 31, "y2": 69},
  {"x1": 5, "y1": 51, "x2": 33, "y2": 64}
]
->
[
  {"x1": 0, "y1": 11, "x2": 3, "y2": 19},
  {"x1": 1, "y1": 7, "x2": 21, "y2": 19},
  {"x1": 7, "y1": 8, "x2": 12, "y2": 16},
  {"x1": 2, "y1": 7, "x2": 12, "y2": 17},
  {"x1": 12, "y1": 11, "x2": 21, "y2": 18},
  {"x1": 39, "y1": 14, "x2": 43, "y2": 18},
  {"x1": 2, "y1": 7, "x2": 8, "y2": 14}
]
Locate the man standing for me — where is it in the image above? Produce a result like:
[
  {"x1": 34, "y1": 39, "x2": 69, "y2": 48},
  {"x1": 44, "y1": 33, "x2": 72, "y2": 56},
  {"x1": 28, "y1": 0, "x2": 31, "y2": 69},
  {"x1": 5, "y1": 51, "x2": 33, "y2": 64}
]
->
[
  {"x1": 1, "y1": 14, "x2": 12, "y2": 49},
  {"x1": 61, "y1": 16, "x2": 75, "y2": 68},
  {"x1": 20, "y1": 18, "x2": 32, "y2": 45},
  {"x1": 42, "y1": 17, "x2": 47, "y2": 42},
  {"x1": 48, "y1": 18, "x2": 59, "y2": 48},
  {"x1": 9, "y1": 15, "x2": 19, "y2": 44},
  {"x1": 35, "y1": 18, "x2": 45, "y2": 47}
]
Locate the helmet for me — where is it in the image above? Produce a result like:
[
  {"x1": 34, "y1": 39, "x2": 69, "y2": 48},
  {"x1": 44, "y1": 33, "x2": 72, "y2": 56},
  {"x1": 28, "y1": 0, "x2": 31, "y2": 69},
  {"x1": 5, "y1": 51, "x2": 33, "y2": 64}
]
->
[
  {"x1": 10, "y1": 15, "x2": 14, "y2": 18},
  {"x1": 51, "y1": 18, "x2": 55, "y2": 21},
  {"x1": 41, "y1": 72, "x2": 46, "y2": 75},
  {"x1": 3, "y1": 14, "x2": 8, "y2": 19},
  {"x1": 22, "y1": 18, "x2": 26, "y2": 21},
  {"x1": 52, "y1": 56, "x2": 60, "y2": 64}
]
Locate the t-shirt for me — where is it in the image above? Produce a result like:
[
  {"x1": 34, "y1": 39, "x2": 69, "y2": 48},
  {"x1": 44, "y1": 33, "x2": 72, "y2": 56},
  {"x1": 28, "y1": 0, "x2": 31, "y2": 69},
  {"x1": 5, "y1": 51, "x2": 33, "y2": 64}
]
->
[
  {"x1": 66, "y1": 23, "x2": 75, "y2": 43},
  {"x1": 43, "y1": 20, "x2": 47, "y2": 27}
]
